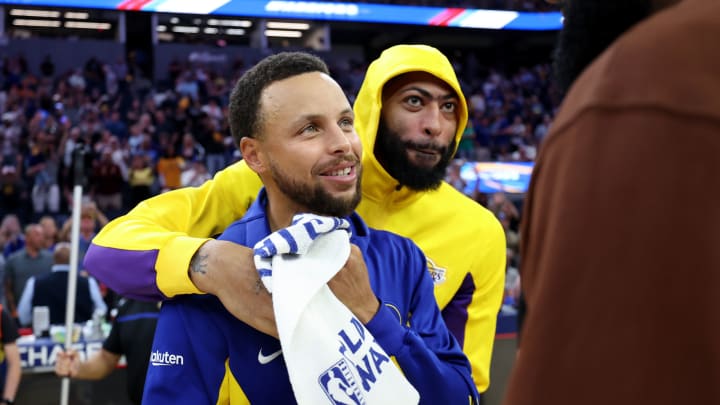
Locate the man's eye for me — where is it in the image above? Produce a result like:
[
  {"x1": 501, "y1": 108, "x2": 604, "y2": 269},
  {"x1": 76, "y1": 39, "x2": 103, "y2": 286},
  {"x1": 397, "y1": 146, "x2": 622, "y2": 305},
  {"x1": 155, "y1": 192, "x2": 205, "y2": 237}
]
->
[
  {"x1": 302, "y1": 124, "x2": 319, "y2": 133},
  {"x1": 339, "y1": 118, "x2": 354, "y2": 128},
  {"x1": 441, "y1": 102, "x2": 457, "y2": 113},
  {"x1": 406, "y1": 96, "x2": 422, "y2": 107}
]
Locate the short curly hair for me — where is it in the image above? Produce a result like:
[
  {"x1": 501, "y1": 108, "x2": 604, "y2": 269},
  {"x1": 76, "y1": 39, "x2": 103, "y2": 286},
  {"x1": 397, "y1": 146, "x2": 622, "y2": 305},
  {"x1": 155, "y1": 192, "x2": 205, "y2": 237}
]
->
[{"x1": 228, "y1": 52, "x2": 330, "y2": 144}]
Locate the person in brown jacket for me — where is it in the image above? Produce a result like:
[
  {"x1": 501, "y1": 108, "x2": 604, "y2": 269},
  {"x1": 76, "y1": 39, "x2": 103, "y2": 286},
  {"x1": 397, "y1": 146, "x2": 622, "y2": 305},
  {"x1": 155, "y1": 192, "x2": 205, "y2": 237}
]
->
[{"x1": 505, "y1": 0, "x2": 720, "y2": 404}]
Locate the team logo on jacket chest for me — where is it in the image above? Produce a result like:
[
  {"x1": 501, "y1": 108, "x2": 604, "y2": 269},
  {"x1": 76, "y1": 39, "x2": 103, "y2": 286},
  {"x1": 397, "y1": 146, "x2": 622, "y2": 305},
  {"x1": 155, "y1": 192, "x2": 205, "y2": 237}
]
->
[{"x1": 426, "y1": 258, "x2": 446, "y2": 285}]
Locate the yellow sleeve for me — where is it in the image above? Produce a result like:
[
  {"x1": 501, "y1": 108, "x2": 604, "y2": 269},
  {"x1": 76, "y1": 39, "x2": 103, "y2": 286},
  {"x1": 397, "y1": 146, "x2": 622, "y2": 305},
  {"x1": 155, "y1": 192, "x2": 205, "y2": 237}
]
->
[
  {"x1": 466, "y1": 214, "x2": 506, "y2": 393},
  {"x1": 86, "y1": 160, "x2": 263, "y2": 298}
]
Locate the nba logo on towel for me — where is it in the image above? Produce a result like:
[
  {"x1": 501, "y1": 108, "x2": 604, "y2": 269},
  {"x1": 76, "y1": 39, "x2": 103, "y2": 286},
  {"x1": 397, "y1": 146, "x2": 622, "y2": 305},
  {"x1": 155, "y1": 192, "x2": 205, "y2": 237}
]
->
[{"x1": 319, "y1": 360, "x2": 365, "y2": 405}]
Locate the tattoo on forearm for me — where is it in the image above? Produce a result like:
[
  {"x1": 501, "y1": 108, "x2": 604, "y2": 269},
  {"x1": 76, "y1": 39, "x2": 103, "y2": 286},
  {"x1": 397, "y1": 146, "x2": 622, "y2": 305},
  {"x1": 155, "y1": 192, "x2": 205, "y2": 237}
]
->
[{"x1": 189, "y1": 252, "x2": 209, "y2": 275}]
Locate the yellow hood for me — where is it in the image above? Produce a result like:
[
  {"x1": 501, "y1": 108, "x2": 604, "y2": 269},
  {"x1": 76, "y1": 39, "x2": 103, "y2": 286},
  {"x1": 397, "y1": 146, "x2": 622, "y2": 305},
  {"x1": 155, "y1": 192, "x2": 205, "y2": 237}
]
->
[{"x1": 354, "y1": 44, "x2": 468, "y2": 202}]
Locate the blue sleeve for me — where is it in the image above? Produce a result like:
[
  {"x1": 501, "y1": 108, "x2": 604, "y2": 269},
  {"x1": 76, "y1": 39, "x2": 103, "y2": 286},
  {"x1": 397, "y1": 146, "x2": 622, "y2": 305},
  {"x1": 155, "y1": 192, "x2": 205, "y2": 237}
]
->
[
  {"x1": 17, "y1": 277, "x2": 35, "y2": 326},
  {"x1": 365, "y1": 244, "x2": 479, "y2": 405},
  {"x1": 142, "y1": 298, "x2": 228, "y2": 404}
]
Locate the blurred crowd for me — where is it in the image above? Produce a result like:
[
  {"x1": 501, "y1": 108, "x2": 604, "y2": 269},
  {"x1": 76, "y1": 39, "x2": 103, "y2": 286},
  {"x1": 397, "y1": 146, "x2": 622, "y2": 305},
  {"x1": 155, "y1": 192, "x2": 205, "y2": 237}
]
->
[{"x1": 0, "y1": 49, "x2": 557, "y2": 225}]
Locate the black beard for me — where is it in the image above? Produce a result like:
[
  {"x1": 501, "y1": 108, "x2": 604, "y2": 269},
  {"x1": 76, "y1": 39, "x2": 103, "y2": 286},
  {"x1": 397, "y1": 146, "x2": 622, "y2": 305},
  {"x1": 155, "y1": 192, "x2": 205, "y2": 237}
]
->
[
  {"x1": 553, "y1": 0, "x2": 652, "y2": 94},
  {"x1": 268, "y1": 159, "x2": 362, "y2": 218},
  {"x1": 374, "y1": 119, "x2": 456, "y2": 192}
]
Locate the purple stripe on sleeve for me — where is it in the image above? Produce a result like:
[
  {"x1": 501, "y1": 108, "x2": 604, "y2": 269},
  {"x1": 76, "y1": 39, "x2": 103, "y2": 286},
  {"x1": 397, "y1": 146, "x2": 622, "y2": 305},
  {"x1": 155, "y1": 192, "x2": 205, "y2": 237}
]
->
[
  {"x1": 84, "y1": 243, "x2": 167, "y2": 301},
  {"x1": 441, "y1": 272, "x2": 476, "y2": 347}
]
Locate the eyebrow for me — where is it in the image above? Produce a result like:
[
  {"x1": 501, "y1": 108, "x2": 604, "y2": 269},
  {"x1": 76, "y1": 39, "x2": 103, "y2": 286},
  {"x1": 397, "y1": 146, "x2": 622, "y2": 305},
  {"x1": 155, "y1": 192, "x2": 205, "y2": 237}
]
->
[
  {"x1": 290, "y1": 108, "x2": 354, "y2": 125},
  {"x1": 401, "y1": 86, "x2": 458, "y2": 101}
]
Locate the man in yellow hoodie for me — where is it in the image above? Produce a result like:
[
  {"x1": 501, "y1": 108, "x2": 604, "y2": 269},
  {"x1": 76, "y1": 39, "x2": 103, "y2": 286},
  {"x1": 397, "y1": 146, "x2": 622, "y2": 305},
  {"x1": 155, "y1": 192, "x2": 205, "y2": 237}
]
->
[{"x1": 85, "y1": 45, "x2": 505, "y2": 394}]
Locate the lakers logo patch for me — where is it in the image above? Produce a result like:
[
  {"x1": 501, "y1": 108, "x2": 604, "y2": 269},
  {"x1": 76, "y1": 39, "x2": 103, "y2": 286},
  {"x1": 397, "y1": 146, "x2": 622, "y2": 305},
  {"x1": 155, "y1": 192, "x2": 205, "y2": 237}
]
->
[{"x1": 426, "y1": 258, "x2": 446, "y2": 285}]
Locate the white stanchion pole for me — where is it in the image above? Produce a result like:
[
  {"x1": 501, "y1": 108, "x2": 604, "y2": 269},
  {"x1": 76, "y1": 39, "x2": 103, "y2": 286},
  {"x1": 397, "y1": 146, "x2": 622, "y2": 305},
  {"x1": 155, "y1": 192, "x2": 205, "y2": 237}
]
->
[{"x1": 60, "y1": 148, "x2": 86, "y2": 405}]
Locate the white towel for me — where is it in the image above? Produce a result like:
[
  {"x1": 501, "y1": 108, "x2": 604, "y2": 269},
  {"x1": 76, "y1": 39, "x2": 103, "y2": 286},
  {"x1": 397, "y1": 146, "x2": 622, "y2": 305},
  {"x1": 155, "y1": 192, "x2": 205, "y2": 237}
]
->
[{"x1": 254, "y1": 214, "x2": 419, "y2": 405}]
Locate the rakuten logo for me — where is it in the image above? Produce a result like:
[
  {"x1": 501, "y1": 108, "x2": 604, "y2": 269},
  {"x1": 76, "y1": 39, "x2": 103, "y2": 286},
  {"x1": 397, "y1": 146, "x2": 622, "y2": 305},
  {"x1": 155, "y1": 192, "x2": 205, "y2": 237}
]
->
[{"x1": 150, "y1": 350, "x2": 184, "y2": 366}]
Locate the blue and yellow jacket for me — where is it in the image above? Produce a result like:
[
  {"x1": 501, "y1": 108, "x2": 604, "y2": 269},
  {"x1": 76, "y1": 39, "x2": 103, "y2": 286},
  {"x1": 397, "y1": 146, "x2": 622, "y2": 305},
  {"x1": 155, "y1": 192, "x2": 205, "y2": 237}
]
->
[{"x1": 142, "y1": 191, "x2": 477, "y2": 404}]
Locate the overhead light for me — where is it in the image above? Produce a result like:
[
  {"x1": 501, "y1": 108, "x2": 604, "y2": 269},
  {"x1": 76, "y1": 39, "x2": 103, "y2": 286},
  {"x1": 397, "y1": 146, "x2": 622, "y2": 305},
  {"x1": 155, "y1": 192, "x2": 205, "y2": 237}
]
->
[
  {"x1": 12, "y1": 19, "x2": 61, "y2": 27},
  {"x1": 207, "y1": 19, "x2": 252, "y2": 27},
  {"x1": 170, "y1": 17, "x2": 179, "y2": 24},
  {"x1": 204, "y1": 27, "x2": 219, "y2": 34},
  {"x1": 64, "y1": 12, "x2": 89, "y2": 19},
  {"x1": 172, "y1": 26, "x2": 200, "y2": 34},
  {"x1": 157, "y1": 25, "x2": 167, "y2": 32},
  {"x1": 10, "y1": 9, "x2": 60, "y2": 18},
  {"x1": 265, "y1": 29, "x2": 302, "y2": 38},
  {"x1": 225, "y1": 28, "x2": 246, "y2": 36},
  {"x1": 65, "y1": 21, "x2": 111, "y2": 30},
  {"x1": 266, "y1": 22, "x2": 310, "y2": 30}
]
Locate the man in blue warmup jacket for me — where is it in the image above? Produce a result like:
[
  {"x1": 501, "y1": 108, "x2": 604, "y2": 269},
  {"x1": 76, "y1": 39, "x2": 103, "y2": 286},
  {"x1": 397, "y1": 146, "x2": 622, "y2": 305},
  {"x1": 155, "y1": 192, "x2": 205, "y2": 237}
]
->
[{"x1": 141, "y1": 52, "x2": 477, "y2": 404}]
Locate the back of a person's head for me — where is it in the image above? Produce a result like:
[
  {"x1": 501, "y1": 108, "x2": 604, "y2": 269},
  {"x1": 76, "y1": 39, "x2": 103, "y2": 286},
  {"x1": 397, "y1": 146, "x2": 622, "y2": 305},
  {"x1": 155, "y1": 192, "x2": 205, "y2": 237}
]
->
[
  {"x1": 228, "y1": 52, "x2": 329, "y2": 145},
  {"x1": 53, "y1": 242, "x2": 71, "y2": 264}
]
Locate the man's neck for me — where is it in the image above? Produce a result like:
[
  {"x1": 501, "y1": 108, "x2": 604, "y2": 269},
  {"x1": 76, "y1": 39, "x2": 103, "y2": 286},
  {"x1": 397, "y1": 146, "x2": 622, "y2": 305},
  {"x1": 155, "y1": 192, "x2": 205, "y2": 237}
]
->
[
  {"x1": 25, "y1": 246, "x2": 40, "y2": 257},
  {"x1": 264, "y1": 192, "x2": 300, "y2": 233}
]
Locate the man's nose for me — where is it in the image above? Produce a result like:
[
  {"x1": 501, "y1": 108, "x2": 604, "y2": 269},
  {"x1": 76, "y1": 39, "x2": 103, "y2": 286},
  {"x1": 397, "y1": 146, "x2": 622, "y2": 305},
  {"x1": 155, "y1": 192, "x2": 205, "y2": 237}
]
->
[
  {"x1": 329, "y1": 125, "x2": 353, "y2": 154},
  {"x1": 422, "y1": 105, "x2": 443, "y2": 137}
]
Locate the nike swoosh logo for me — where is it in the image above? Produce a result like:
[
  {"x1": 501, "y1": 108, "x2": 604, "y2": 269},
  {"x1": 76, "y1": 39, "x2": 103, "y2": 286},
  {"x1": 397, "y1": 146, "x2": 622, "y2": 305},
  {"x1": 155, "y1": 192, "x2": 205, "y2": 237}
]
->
[{"x1": 258, "y1": 348, "x2": 283, "y2": 365}]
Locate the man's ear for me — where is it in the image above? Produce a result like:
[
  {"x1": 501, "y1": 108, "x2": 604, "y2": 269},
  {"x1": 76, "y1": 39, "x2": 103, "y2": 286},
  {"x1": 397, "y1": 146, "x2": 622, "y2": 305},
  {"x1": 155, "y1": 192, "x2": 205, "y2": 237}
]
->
[{"x1": 240, "y1": 137, "x2": 265, "y2": 173}]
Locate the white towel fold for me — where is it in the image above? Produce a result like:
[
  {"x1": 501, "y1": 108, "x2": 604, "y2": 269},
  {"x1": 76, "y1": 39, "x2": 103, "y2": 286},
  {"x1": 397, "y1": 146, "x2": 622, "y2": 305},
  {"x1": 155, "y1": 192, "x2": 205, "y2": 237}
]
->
[{"x1": 253, "y1": 214, "x2": 419, "y2": 405}]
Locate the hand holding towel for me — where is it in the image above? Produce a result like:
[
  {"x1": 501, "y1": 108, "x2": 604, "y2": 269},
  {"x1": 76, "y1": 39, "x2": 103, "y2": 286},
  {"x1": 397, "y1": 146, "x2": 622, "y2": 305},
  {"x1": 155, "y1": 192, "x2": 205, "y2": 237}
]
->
[
  {"x1": 252, "y1": 213, "x2": 419, "y2": 405},
  {"x1": 253, "y1": 213, "x2": 350, "y2": 293}
]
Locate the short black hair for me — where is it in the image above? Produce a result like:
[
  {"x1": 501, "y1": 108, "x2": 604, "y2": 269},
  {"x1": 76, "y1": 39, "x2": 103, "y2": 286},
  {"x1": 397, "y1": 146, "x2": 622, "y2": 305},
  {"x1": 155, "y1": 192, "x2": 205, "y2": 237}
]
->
[{"x1": 228, "y1": 52, "x2": 329, "y2": 144}]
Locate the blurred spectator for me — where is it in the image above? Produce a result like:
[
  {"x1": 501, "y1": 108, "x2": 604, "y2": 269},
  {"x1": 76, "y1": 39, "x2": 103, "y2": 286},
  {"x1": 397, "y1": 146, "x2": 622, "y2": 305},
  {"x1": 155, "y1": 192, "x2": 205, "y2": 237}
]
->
[
  {"x1": 501, "y1": 248, "x2": 521, "y2": 315},
  {"x1": 180, "y1": 159, "x2": 211, "y2": 188},
  {"x1": 104, "y1": 110, "x2": 128, "y2": 139},
  {"x1": 58, "y1": 200, "x2": 107, "y2": 260},
  {"x1": 456, "y1": 121, "x2": 477, "y2": 160},
  {"x1": 0, "y1": 215, "x2": 23, "y2": 259},
  {"x1": 27, "y1": 137, "x2": 61, "y2": 217},
  {"x1": 3, "y1": 224, "x2": 52, "y2": 319},
  {"x1": 534, "y1": 113, "x2": 552, "y2": 145},
  {"x1": 0, "y1": 304, "x2": 21, "y2": 405},
  {"x1": 488, "y1": 193, "x2": 520, "y2": 227},
  {"x1": 488, "y1": 192, "x2": 521, "y2": 251},
  {"x1": 179, "y1": 133, "x2": 205, "y2": 163},
  {"x1": 17, "y1": 241, "x2": 107, "y2": 326},
  {"x1": 107, "y1": 135, "x2": 130, "y2": 181},
  {"x1": 156, "y1": 144, "x2": 184, "y2": 192},
  {"x1": 38, "y1": 215, "x2": 59, "y2": 251},
  {"x1": 445, "y1": 159, "x2": 467, "y2": 192},
  {"x1": 89, "y1": 149, "x2": 124, "y2": 215},
  {"x1": 127, "y1": 154, "x2": 155, "y2": 209},
  {"x1": 498, "y1": 211, "x2": 520, "y2": 254},
  {"x1": 196, "y1": 114, "x2": 226, "y2": 176},
  {"x1": 0, "y1": 164, "x2": 25, "y2": 221}
]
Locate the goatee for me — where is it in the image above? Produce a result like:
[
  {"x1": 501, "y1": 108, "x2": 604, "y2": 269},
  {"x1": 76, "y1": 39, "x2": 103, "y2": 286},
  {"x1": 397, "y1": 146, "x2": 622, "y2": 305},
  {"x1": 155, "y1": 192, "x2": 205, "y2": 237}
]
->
[
  {"x1": 268, "y1": 158, "x2": 362, "y2": 218},
  {"x1": 374, "y1": 119, "x2": 456, "y2": 192}
]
